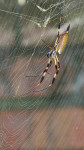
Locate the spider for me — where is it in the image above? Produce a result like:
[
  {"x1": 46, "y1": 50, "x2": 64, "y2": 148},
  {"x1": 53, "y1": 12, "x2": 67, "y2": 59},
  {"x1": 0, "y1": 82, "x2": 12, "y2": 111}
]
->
[{"x1": 38, "y1": 17, "x2": 70, "y2": 87}]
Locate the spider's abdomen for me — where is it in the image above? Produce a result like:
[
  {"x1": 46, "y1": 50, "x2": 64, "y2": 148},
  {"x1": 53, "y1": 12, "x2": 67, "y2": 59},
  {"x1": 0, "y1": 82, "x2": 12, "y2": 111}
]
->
[{"x1": 57, "y1": 33, "x2": 69, "y2": 54}]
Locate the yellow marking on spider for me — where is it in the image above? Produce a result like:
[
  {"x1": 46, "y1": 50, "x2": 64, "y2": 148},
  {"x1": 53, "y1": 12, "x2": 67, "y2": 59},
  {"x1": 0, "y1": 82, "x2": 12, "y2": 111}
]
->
[
  {"x1": 54, "y1": 57, "x2": 57, "y2": 65},
  {"x1": 56, "y1": 55, "x2": 59, "y2": 61},
  {"x1": 43, "y1": 72, "x2": 46, "y2": 76},
  {"x1": 54, "y1": 74, "x2": 56, "y2": 78},
  {"x1": 54, "y1": 37, "x2": 58, "y2": 47}
]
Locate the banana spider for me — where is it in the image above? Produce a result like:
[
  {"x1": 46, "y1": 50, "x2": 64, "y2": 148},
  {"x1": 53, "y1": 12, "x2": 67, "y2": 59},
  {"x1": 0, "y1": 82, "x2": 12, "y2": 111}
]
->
[{"x1": 38, "y1": 17, "x2": 70, "y2": 87}]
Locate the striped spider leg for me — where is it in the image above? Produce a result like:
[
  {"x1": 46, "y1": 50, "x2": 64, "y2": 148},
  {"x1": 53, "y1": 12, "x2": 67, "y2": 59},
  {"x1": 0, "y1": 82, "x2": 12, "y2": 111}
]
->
[
  {"x1": 49, "y1": 54, "x2": 60, "y2": 87},
  {"x1": 54, "y1": 16, "x2": 61, "y2": 48},
  {"x1": 37, "y1": 57, "x2": 52, "y2": 86},
  {"x1": 38, "y1": 48, "x2": 53, "y2": 86}
]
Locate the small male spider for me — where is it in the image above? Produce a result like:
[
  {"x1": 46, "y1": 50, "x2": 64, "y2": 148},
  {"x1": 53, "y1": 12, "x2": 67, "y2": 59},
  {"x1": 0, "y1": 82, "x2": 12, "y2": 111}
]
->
[{"x1": 38, "y1": 17, "x2": 70, "y2": 87}]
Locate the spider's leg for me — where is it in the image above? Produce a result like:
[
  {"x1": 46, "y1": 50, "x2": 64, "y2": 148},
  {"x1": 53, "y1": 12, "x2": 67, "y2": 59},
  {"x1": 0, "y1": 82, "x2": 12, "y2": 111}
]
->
[
  {"x1": 49, "y1": 57, "x2": 58, "y2": 87},
  {"x1": 54, "y1": 16, "x2": 61, "y2": 48},
  {"x1": 56, "y1": 55, "x2": 60, "y2": 71},
  {"x1": 66, "y1": 23, "x2": 70, "y2": 32},
  {"x1": 38, "y1": 57, "x2": 52, "y2": 85}
]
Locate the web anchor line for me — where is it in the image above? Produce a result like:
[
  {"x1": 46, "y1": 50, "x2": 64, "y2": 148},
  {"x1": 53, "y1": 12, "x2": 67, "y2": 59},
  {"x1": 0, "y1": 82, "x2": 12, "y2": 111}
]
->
[{"x1": 26, "y1": 71, "x2": 53, "y2": 78}]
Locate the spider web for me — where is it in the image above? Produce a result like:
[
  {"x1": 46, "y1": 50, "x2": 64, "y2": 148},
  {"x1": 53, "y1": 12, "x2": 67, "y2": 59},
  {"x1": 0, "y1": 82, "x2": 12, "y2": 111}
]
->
[{"x1": 0, "y1": 0, "x2": 84, "y2": 149}]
